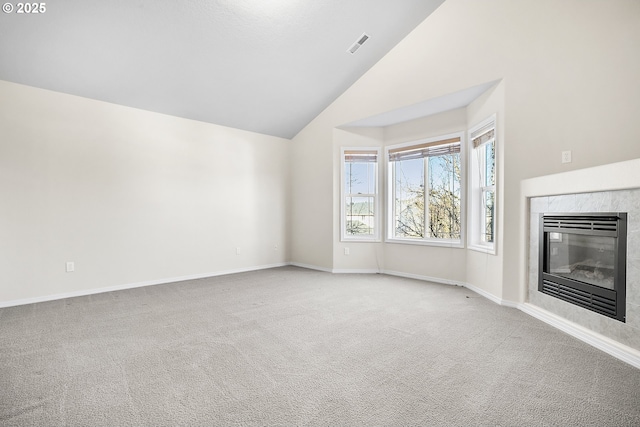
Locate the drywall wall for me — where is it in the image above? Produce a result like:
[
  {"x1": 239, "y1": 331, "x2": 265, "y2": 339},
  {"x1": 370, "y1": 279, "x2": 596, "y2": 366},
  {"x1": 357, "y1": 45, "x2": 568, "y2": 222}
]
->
[
  {"x1": 290, "y1": 116, "x2": 334, "y2": 271},
  {"x1": 0, "y1": 80, "x2": 290, "y2": 304},
  {"x1": 290, "y1": 0, "x2": 640, "y2": 304}
]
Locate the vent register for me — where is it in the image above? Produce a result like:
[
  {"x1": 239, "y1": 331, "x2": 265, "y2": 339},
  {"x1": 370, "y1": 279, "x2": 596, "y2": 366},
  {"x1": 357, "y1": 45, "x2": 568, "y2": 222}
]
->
[
  {"x1": 539, "y1": 213, "x2": 627, "y2": 322},
  {"x1": 543, "y1": 216, "x2": 619, "y2": 233}
]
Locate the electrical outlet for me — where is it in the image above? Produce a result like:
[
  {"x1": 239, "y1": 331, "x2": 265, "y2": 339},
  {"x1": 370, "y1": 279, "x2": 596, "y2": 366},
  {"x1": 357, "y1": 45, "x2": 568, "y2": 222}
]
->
[
  {"x1": 66, "y1": 261, "x2": 75, "y2": 272},
  {"x1": 561, "y1": 151, "x2": 572, "y2": 164},
  {"x1": 236, "y1": 247, "x2": 241, "y2": 255},
  {"x1": 344, "y1": 247, "x2": 350, "y2": 255}
]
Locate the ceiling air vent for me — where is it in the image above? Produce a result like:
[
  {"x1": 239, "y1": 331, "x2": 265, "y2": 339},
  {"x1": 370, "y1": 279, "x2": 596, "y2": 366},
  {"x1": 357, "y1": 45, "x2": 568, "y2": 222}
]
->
[{"x1": 347, "y1": 33, "x2": 370, "y2": 55}]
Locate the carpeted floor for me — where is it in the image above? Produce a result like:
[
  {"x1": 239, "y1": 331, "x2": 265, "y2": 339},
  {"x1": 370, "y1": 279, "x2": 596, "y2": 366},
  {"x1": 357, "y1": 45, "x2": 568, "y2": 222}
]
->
[{"x1": 1, "y1": 266, "x2": 639, "y2": 426}]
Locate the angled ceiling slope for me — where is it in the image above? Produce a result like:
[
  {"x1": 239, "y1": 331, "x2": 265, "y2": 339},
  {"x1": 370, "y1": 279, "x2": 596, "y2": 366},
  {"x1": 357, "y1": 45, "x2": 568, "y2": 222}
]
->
[{"x1": 0, "y1": 0, "x2": 445, "y2": 139}]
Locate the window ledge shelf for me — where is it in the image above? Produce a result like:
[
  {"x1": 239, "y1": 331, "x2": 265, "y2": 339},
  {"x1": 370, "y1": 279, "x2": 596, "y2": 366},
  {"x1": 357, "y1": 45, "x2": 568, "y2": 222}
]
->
[
  {"x1": 341, "y1": 238, "x2": 382, "y2": 243},
  {"x1": 468, "y1": 244, "x2": 497, "y2": 255},
  {"x1": 385, "y1": 238, "x2": 464, "y2": 249}
]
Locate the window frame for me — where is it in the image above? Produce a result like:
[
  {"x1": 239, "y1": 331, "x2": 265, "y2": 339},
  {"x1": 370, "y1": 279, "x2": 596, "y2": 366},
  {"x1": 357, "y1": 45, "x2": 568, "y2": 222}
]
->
[
  {"x1": 468, "y1": 114, "x2": 498, "y2": 255},
  {"x1": 340, "y1": 147, "x2": 382, "y2": 242},
  {"x1": 385, "y1": 132, "x2": 465, "y2": 248}
]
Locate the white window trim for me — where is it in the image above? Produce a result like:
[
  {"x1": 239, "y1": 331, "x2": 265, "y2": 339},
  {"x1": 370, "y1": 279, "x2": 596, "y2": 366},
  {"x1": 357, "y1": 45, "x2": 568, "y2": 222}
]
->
[
  {"x1": 384, "y1": 132, "x2": 465, "y2": 248},
  {"x1": 340, "y1": 147, "x2": 382, "y2": 242},
  {"x1": 468, "y1": 114, "x2": 497, "y2": 255}
]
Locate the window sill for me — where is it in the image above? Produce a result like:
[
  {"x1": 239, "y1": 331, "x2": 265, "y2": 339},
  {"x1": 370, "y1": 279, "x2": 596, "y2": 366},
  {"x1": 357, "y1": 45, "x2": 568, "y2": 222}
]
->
[
  {"x1": 341, "y1": 237, "x2": 382, "y2": 243},
  {"x1": 468, "y1": 243, "x2": 497, "y2": 255},
  {"x1": 385, "y1": 238, "x2": 464, "y2": 249}
]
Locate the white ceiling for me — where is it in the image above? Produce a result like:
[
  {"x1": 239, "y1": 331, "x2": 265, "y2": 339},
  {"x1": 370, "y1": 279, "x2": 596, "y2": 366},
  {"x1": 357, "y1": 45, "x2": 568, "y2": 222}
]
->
[
  {"x1": 343, "y1": 80, "x2": 500, "y2": 128},
  {"x1": 0, "y1": 0, "x2": 445, "y2": 139}
]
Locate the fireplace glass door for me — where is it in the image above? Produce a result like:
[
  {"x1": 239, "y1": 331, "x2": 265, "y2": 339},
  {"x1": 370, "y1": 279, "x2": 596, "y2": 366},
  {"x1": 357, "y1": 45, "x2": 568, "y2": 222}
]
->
[{"x1": 548, "y1": 232, "x2": 615, "y2": 290}]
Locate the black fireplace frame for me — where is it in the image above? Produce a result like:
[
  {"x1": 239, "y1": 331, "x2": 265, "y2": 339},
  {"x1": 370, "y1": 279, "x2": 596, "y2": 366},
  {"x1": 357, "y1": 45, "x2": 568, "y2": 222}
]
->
[{"x1": 539, "y1": 212, "x2": 627, "y2": 322}]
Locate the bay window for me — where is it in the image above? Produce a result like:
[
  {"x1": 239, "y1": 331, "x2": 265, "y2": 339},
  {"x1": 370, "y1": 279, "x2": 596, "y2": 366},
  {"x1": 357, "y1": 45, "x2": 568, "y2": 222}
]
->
[{"x1": 386, "y1": 133, "x2": 464, "y2": 246}]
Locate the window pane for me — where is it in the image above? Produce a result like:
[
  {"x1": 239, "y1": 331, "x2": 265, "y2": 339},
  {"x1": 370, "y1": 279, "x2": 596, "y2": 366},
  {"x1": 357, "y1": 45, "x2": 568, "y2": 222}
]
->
[
  {"x1": 345, "y1": 162, "x2": 375, "y2": 195},
  {"x1": 394, "y1": 158, "x2": 424, "y2": 238},
  {"x1": 483, "y1": 189, "x2": 495, "y2": 243},
  {"x1": 485, "y1": 141, "x2": 495, "y2": 186},
  {"x1": 346, "y1": 196, "x2": 374, "y2": 235},
  {"x1": 427, "y1": 154, "x2": 461, "y2": 239}
]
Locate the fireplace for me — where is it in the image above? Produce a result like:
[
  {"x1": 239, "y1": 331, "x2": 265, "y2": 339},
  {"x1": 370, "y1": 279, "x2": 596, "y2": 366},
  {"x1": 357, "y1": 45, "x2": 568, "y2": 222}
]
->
[{"x1": 539, "y1": 213, "x2": 627, "y2": 322}]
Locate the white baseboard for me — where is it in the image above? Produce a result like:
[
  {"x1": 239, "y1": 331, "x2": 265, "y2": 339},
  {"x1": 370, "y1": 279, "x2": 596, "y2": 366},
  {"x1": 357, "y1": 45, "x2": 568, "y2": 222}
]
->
[
  {"x1": 463, "y1": 282, "x2": 520, "y2": 308},
  {"x1": 0, "y1": 263, "x2": 289, "y2": 308},
  {"x1": 382, "y1": 269, "x2": 520, "y2": 309},
  {"x1": 382, "y1": 269, "x2": 463, "y2": 287},
  {"x1": 333, "y1": 268, "x2": 381, "y2": 274},
  {"x1": 288, "y1": 262, "x2": 333, "y2": 273},
  {"x1": 519, "y1": 303, "x2": 640, "y2": 369}
]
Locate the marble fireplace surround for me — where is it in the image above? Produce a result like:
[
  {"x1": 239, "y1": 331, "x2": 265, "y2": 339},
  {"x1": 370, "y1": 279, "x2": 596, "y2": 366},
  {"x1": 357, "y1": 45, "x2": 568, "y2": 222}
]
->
[
  {"x1": 520, "y1": 158, "x2": 640, "y2": 369},
  {"x1": 529, "y1": 192, "x2": 639, "y2": 343}
]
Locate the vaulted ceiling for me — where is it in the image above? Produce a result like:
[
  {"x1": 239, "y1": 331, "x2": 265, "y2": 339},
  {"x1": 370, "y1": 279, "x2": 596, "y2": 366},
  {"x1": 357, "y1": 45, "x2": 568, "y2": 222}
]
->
[{"x1": 0, "y1": 0, "x2": 445, "y2": 138}]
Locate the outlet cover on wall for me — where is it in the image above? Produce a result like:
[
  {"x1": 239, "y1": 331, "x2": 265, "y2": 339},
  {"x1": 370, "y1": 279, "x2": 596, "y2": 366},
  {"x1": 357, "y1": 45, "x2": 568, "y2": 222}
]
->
[
  {"x1": 66, "y1": 261, "x2": 75, "y2": 272},
  {"x1": 344, "y1": 247, "x2": 350, "y2": 255},
  {"x1": 561, "y1": 150, "x2": 572, "y2": 163}
]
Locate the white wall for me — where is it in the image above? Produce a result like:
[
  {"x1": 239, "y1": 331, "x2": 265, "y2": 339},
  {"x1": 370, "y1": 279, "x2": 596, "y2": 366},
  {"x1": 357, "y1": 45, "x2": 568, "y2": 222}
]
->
[
  {"x1": 0, "y1": 80, "x2": 290, "y2": 305},
  {"x1": 290, "y1": 0, "x2": 640, "y2": 303},
  {"x1": 289, "y1": 119, "x2": 334, "y2": 270}
]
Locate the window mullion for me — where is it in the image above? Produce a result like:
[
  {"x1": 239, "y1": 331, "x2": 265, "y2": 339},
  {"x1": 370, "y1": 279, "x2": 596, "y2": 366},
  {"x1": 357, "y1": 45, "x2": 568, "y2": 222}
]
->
[
  {"x1": 423, "y1": 157, "x2": 429, "y2": 240},
  {"x1": 391, "y1": 162, "x2": 397, "y2": 239}
]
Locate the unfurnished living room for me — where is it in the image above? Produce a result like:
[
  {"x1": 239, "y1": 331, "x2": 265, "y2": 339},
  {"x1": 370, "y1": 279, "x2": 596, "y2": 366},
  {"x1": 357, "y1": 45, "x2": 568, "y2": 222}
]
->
[{"x1": 1, "y1": 1, "x2": 640, "y2": 426}]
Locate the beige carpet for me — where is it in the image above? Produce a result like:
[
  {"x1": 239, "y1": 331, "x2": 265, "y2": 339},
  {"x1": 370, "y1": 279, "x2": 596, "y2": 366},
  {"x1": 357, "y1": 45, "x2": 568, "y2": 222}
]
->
[{"x1": 1, "y1": 266, "x2": 639, "y2": 426}]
